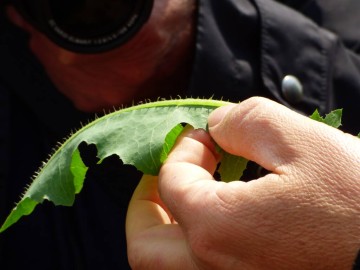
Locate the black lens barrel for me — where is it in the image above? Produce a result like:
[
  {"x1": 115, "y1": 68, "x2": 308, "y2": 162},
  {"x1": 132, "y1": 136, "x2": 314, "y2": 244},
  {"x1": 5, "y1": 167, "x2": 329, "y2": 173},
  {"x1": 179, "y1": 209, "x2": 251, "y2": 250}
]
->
[{"x1": 12, "y1": 0, "x2": 154, "y2": 53}]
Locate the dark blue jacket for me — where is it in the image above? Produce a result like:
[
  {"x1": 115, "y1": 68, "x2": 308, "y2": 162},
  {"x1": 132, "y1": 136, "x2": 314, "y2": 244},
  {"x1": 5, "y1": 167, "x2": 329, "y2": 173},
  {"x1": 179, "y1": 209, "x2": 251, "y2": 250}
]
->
[{"x1": 1, "y1": 0, "x2": 359, "y2": 269}]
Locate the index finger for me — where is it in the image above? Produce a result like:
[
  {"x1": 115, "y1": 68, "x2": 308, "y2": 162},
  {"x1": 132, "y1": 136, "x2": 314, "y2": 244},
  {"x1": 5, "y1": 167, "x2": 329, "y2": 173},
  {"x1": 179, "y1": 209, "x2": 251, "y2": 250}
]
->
[{"x1": 158, "y1": 128, "x2": 220, "y2": 227}]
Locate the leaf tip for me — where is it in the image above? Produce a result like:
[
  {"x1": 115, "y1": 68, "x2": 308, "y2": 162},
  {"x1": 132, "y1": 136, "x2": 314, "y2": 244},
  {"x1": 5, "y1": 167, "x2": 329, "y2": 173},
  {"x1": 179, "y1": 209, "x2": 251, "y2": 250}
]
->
[{"x1": 0, "y1": 197, "x2": 38, "y2": 233}]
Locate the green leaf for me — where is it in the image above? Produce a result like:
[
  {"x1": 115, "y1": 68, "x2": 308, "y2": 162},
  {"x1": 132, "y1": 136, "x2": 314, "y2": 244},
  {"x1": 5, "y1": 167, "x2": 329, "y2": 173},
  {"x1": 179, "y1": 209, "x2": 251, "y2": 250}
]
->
[
  {"x1": 160, "y1": 124, "x2": 184, "y2": 163},
  {"x1": 1, "y1": 98, "x2": 248, "y2": 232},
  {"x1": 310, "y1": 109, "x2": 343, "y2": 128},
  {"x1": 310, "y1": 109, "x2": 360, "y2": 138},
  {"x1": 0, "y1": 198, "x2": 38, "y2": 233},
  {"x1": 218, "y1": 152, "x2": 249, "y2": 182},
  {"x1": 309, "y1": 109, "x2": 323, "y2": 122},
  {"x1": 71, "y1": 148, "x2": 89, "y2": 194}
]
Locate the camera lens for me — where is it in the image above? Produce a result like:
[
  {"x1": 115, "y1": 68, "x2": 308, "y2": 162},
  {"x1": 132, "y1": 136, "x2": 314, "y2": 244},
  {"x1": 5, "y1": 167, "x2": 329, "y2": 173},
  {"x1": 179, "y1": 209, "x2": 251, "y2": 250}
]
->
[
  {"x1": 12, "y1": 0, "x2": 153, "y2": 53},
  {"x1": 49, "y1": 0, "x2": 134, "y2": 39}
]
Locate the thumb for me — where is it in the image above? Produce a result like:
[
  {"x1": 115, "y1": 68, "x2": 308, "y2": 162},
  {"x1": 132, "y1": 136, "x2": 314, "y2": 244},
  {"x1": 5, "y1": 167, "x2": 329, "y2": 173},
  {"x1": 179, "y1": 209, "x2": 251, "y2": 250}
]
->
[{"x1": 208, "y1": 97, "x2": 319, "y2": 172}]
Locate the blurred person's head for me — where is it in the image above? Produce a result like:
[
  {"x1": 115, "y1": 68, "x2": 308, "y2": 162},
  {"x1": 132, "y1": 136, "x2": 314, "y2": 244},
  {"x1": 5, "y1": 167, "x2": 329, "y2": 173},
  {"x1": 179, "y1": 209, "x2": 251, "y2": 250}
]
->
[{"x1": 6, "y1": 0, "x2": 196, "y2": 111}]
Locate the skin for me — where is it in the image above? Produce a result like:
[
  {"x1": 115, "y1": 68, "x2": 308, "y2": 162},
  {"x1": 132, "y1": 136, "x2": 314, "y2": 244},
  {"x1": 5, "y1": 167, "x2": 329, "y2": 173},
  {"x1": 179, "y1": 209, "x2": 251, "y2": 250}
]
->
[
  {"x1": 6, "y1": 0, "x2": 197, "y2": 112},
  {"x1": 126, "y1": 97, "x2": 360, "y2": 269},
  {"x1": 6, "y1": 2, "x2": 360, "y2": 268}
]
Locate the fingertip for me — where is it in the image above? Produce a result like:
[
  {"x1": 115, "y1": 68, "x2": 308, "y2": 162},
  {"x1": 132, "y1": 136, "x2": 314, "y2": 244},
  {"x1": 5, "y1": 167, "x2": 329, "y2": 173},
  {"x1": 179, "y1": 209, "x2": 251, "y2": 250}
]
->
[
  {"x1": 185, "y1": 129, "x2": 219, "y2": 159},
  {"x1": 6, "y1": 6, "x2": 25, "y2": 29},
  {"x1": 165, "y1": 129, "x2": 219, "y2": 174},
  {"x1": 208, "y1": 104, "x2": 237, "y2": 129},
  {"x1": 6, "y1": 5, "x2": 37, "y2": 35}
]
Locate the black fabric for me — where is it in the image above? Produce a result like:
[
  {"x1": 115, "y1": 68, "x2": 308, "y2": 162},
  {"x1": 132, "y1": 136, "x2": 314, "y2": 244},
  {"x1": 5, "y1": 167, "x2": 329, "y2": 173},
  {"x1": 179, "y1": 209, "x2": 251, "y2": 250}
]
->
[
  {"x1": 1, "y1": 0, "x2": 360, "y2": 269},
  {"x1": 190, "y1": 0, "x2": 360, "y2": 134},
  {"x1": 354, "y1": 249, "x2": 360, "y2": 270}
]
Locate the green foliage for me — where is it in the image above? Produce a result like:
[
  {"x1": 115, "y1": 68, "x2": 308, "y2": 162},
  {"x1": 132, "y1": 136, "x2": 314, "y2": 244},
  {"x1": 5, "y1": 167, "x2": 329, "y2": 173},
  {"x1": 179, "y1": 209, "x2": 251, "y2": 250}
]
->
[
  {"x1": 310, "y1": 109, "x2": 360, "y2": 138},
  {"x1": 218, "y1": 153, "x2": 248, "y2": 182},
  {"x1": 0, "y1": 98, "x2": 246, "y2": 232},
  {"x1": 310, "y1": 109, "x2": 343, "y2": 128},
  {"x1": 1, "y1": 100, "x2": 354, "y2": 233}
]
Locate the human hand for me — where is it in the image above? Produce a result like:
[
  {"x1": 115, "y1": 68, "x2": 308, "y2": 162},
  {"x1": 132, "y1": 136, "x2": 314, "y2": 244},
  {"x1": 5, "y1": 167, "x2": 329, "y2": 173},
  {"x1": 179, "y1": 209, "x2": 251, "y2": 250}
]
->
[{"x1": 126, "y1": 97, "x2": 360, "y2": 269}]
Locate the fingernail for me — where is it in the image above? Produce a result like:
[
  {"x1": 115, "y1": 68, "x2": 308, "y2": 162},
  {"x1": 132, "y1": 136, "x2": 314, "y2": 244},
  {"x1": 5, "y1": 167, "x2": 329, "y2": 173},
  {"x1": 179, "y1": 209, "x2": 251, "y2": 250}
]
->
[{"x1": 208, "y1": 104, "x2": 236, "y2": 128}]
